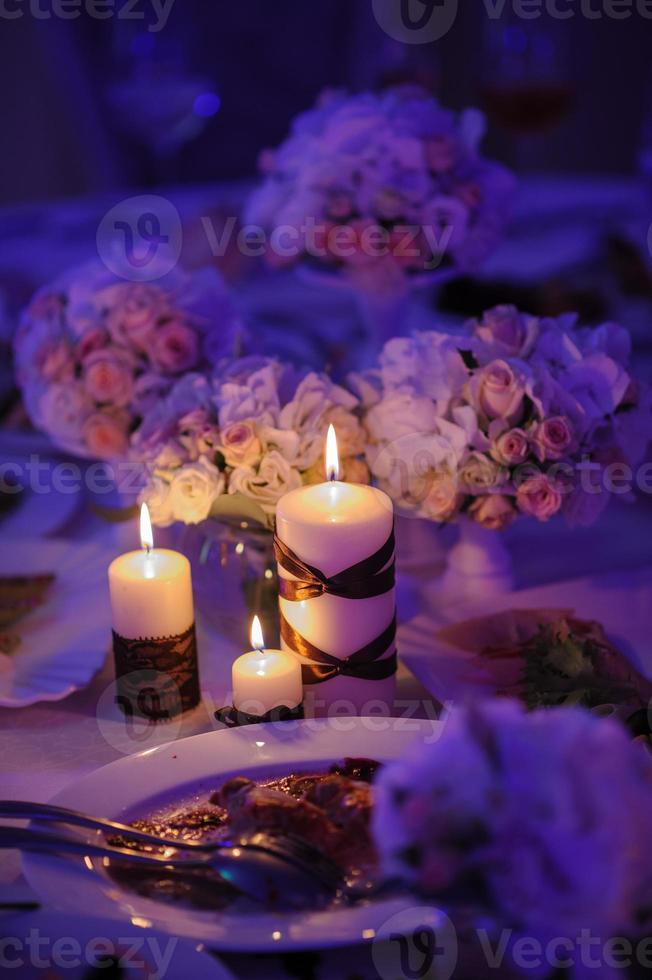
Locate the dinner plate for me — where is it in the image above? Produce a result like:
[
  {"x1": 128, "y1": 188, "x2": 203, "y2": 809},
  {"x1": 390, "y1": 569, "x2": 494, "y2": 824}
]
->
[
  {"x1": 0, "y1": 909, "x2": 234, "y2": 979},
  {"x1": 22, "y1": 718, "x2": 444, "y2": 952},
  {"x1": 399, "y1": 565, "x2": 652, "y2": 706},
  {"x1": 0, "y1": 538, "x2": 111, "y2": 707}
]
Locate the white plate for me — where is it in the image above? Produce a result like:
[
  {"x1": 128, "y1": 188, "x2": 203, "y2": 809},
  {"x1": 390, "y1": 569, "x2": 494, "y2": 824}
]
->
[
  {"x1": 23, "y1": 718, "x2": 444, "y2": 952},
  {"x1": 0, "y1": 538, "x2": 110, "y2": 707},
  {"x1": 0, "y1": 909, "x2": 234, "y2": 980},
  {"x1": 400, "y1": 565, "x2": 652, "y2": 706}
]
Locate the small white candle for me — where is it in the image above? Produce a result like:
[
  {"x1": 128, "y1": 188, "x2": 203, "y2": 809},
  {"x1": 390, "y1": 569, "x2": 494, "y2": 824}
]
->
[
  {"x1": 108, "y1": 503, "x2": 194, "y2": 639},
  {"x1": 232, "y1": 615, "x2": 303, "y2": 714},
  {"x1": 276, "y1": 425, "x2": 395, "y2": 713}
]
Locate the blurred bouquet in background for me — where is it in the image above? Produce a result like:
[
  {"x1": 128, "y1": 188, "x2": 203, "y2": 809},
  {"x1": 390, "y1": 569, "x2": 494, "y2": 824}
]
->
[
  {"x1": 245, "y1": 86, "x2": 516, "y2": 290},
  {"x1": 134, "y1": 357, "x2": 369, "y2": 529},
  {"x1": 360, "y1": 306, "x2": 652, "y2": 530},
  {"x1": 14, "y1": 260, "x2": 242, "y2": 459},
  {"x1": 374, "y1": 700, "x2": 652, "y2": 959}
]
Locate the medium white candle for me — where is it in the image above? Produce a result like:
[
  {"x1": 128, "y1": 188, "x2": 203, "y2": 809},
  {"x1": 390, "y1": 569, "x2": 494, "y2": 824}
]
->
[
  {"x1": 276, "y1": 426, "x2": 395, "y2": 714},
  {"x1": 108, "y1": 503, "x2": 194, "y2": 639},
  {"x1": 232, "y1": 615, "x2": 303, "y2": 714}
]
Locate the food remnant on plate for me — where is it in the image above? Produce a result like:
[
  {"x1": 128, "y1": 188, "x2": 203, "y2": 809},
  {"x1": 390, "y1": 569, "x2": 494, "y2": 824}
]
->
[{"x1": 107, "y1": 758, "x2": 381, "y2": 912}]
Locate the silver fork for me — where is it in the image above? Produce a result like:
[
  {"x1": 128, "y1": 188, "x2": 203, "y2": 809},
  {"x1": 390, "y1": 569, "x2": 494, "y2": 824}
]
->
[{"x1": 0, "y1": 821, "x2": 345, "y2": 910}]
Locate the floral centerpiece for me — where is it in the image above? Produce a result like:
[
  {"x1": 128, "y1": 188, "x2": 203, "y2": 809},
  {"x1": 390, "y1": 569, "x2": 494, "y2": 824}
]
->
[
  {"x1": 134, "y1": 356, "x2": 368, "y2": 529},
  {"x1": 361, "y1": 305, "x2": 651, "y2": 531},
  {"x1": 132, "y1": 357, "x2": 369, "y2": 638},
  {"x1": 245, "y1": 86, "x2": 515, "y2": 286},
  {"x1": 374, "y1": 700, "x2": 652, "y2": 976},
  {"x1": 14, "y1": 260, "x2": 242, "y2": 459}
]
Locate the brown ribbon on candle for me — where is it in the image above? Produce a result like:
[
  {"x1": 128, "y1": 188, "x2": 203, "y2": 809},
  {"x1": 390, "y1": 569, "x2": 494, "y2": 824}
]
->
[
  {"x1": 274, "y1": 526, "x2": 395, "y2": 602},
  {"x1": 280, "y1": 612, "x2": 397, "y2": 685}
]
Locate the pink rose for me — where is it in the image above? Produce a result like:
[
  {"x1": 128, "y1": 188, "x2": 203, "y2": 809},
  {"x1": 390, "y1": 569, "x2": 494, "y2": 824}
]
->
[
  {"x1": 104, "y1": 283, "x2": 168, "y2": 350},
  {"x1": 82, "y1": 412, "x2": 129, "y2": 459},
  {"x1": 468, "y1": 494, "x2": 516, "y2": 531},
  {"x1": 469, "y1": 360, "x2": 526, "y2": 424},
  {"x1": 425, "y1": 135, "x2": 458, "y2": 173},
  {"x1": 75, "y1": 327, "x2": 109, "y2": 361},
  {"x1": 516, "y1": 472, "x2": 563, "y2": 522},
  {"x1": 28, "y1": 292, "x2": 65, "y2": 326},
  {"x1": 83, "y1": 349, "x2": 134, "y2": 407},
  {"x1": 459, "y1": 452, "x2": 505, "y2": 493},
  {"x1": 36, "y1": 340, "x2": 74, "y2": 381},
  {"x1": 150, "y1": 320, "x2": 200, "y2": 374},
  {"x1": 474, "y1": 305, "x2": 537, "y2": 359},
  {"x1": 220, "y1": 420, "x2": 262, "y2": 467},
  {"x1": 532, "y1": 416, "x2": 574, "y2": 462},
  {"x1": 491, "y1": 427, "x2": 529, "y2": 466},
  {"x1": 422, "y1": 470, "x2": 460, "y2": 523}
]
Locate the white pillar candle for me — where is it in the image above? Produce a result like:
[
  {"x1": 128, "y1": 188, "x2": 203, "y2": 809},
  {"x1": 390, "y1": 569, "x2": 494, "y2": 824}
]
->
[
  {"x1": 276, "y1": 426, "x2": 395, "y2": 714},
  {"x1": 108, "y1": 504, "x2": 194, "y2": 639},
  {"x1": 232, "y1": 615, "x2": 303, "y2": 715}
]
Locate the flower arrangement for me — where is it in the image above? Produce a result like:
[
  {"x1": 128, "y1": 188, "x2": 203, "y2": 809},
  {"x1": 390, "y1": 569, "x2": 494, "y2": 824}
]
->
[
  {"x1": 14, "y1": 260, "x2": 242, "y2": 459},
  {"x1": 134, "y1": 357, "x2": 369, "y2": 529},
  {"x1": 244, "y1": 86, "x2": 515, "y2": 289},
  {"x1": 360, "y1": 306, "x2": 651, "y2": 529},
  {"x1": 374, "y1": 700, "x2": 652, "y2": 951}
]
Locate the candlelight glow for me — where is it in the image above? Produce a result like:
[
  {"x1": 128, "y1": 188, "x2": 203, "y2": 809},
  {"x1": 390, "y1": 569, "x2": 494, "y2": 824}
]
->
[
  {"x1": 251, "y1": 614, "x2": 265, "y2": 652},
  {"x1": 140, "y1": 502, "x2": 154, "y2": 552},
  {"x1": 325, "y1": 423, "x2": 340, "y2": 482}
]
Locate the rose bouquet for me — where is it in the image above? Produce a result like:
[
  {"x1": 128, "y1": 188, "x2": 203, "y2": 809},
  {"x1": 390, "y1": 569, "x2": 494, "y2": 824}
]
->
[
  {"x1": 14, "y1": 260, "x2": 242, "y2": 459},
  {"x1": 244, "y1": 86, "x2": 515, "y2": 288},
  {"x1": 360, "y1": 305, "x2": 652, "y2": 530},
  {"x1": 133, "y1": 357, "x2": 369, "y2": 529},
  {"x1": 374, "y1": 700, "x2": 652, "y2": 970}
]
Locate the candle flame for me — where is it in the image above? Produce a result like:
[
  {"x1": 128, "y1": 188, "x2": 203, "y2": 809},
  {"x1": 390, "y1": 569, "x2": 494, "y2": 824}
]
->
[
  {"x1": 140, "y1": 502, "x2": 154, "y2": 552},
  {"x1": 325, "y1": 423, "x2": 340, "y2": 482},
  {"x1": 251, "y1": 614, "x2": 265, "y2": 652}
]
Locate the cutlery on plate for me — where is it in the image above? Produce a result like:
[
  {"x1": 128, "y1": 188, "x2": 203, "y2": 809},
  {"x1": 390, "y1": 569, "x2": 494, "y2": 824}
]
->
[{"x1": 0, "y1": 823, "x2": 345, "y2": 910}]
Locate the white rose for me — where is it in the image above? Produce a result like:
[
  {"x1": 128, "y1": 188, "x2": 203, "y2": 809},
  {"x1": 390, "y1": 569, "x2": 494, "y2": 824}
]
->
[
  {"x1": 279, "y1": 373, "x2": 358, "y2": 468},
  {"x1": 365, "y1": 391, "x2": 438, "y2": 445},
  {"x1": 38, "y1": 382, "x2": 93, "y2": 444},
  {"x1": 228, "y1": 451, "x2": 302, "y2": 515},
  {"x1": 369, "y1": 431, "x2": 460, "y2": 517},
  {"x1": 140, "y1": 476, "x2": 174, "y2": 528},
  {"x1": 167, "y1": 457, "x2": 224, "y2": 525}
]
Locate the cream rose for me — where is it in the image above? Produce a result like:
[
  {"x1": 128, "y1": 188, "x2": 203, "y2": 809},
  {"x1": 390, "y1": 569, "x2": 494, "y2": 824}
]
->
[
  {"x1": 458, "y1": 452, "x2": 506, "y2": 493},
  {"x1": 468, "y1": 494, "x2": 516, "y2": 531},
  {"x1": 140, "y1": 476, "x2": 174, "y2": 528},
  {"x1": 228, "y1": 451, "x2": 302, "y2": 515},
  {"x1": 167, "y1": 457, "x2": 225, "y2": 524},
  {"x1": 365, "y1": 392, "x2": 438, "y2": 445}
]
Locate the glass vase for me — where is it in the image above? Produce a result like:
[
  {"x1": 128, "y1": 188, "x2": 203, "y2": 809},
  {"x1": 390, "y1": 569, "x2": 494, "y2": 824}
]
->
[{"x1": 173, "y1": 519, "x2": 279, "y2": 647}]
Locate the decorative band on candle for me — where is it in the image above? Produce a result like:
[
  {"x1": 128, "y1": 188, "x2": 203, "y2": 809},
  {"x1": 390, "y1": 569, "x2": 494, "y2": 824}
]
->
[
  {"x1": 280, "y1": 612, "x2": 397, "y2": 685},
  {"x1": 112, "y1": 623, "x2": 200, "y2": 720},
  {"x1": 274, "y1": 526, "x2": 395, "y2": 601}
]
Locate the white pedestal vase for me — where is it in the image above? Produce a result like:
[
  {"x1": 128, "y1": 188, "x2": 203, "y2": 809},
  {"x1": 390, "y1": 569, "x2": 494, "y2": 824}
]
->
[{"x1": 423, "y1": 518, "x2": 514, "y2": 608}]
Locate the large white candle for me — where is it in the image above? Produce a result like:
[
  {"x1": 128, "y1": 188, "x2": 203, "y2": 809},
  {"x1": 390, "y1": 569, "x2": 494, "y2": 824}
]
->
[
  {"x1": 276, "y1": 426, "x2": 395, "y2": 714},
  {"x1": 232, "y1": 615, "x2": 303, "y2": 715},
  {"x1": 108, "y1": 504, "x2": 194, "y2": 640}
]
